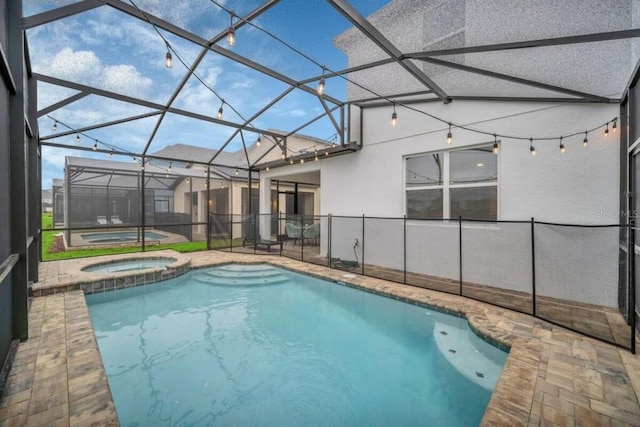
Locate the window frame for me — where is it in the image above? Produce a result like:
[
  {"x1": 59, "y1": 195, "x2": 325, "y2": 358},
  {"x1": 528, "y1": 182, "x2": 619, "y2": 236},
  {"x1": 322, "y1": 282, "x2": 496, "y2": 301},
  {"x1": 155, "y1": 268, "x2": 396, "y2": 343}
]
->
[{"x1": 404, "y1": 143, "x2": 499, "y2": 220}]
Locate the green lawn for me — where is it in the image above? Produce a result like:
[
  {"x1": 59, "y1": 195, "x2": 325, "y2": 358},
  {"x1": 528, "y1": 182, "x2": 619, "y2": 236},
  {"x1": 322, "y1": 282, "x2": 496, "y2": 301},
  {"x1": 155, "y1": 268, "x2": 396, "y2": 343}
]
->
[{"x1": 41, "y1": 214, "x2": 241, "y2": 261}]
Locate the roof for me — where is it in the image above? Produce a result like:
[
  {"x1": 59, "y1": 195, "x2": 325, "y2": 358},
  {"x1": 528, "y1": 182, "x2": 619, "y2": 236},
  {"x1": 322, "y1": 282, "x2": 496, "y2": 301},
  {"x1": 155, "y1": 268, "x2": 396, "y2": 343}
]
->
[{"x1": 334, "y1": 0, "x2": 639, "y2": 102}]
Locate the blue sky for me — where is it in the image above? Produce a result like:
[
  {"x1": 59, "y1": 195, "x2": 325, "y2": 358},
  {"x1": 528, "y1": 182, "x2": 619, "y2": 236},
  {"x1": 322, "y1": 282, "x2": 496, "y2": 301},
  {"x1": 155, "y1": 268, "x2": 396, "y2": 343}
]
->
[{"x1": 24, "y1": 0, "x2": 390, "y2": 188}]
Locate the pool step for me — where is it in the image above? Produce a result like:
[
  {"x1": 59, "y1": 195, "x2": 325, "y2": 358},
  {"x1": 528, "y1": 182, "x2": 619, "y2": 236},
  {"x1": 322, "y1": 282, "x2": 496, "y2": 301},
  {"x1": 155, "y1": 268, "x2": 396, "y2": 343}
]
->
[
  {"x1": 192, "y1": 265, "x2": 288, "y2": 287},
  {"x1": 198, "y1": 268, "x2": 282, "y2": 280}
]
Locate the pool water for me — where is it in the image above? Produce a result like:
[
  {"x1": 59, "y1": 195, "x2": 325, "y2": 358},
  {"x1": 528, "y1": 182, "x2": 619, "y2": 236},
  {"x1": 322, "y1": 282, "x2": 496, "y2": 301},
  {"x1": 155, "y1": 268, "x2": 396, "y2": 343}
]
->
[
  {"x1": 81, "y1": 231, "x2": 167, "y2": 243},
  {"x1": 82, "y1": 258, "x2": 174, "y2": 273},
  {"x1": 86, "y1": 264, "x2": 507, "y2": 426}
]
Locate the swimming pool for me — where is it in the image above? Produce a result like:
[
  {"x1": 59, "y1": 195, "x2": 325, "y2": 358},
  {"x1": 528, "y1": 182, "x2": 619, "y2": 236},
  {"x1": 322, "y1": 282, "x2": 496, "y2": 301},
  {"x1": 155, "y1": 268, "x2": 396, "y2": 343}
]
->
[
  {"x1": 86, "y1": 264, "x2": 507, "y2": 426},
  {"x1": 80, "y1": 231, "x2": 167, "y2": 243},
  {"x1": 82, "y1": 258, "x2": 176, "y2": 273}
]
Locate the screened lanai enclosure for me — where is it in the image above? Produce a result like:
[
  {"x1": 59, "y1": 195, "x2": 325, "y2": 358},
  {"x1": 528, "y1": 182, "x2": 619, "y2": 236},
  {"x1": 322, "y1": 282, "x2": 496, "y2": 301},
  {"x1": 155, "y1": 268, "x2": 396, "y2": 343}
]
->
[{"x1": 0, "y1": 0, "x2": 638, "y2": 368}]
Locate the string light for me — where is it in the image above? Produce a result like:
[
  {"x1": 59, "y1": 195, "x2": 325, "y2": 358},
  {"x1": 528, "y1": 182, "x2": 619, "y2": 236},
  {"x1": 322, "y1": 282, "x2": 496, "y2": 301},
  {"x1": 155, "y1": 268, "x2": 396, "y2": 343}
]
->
[
  {"x1": 583, "y1": 132, "x2": 588, "y2": 148},
  {"x1": 529, "y1": 138, "x2": 536, "y2": 156},
  {"x1": 168, "y1": 162, "x2": 172, "y2": 174},
  {"x1": 300, "y1": 158, "x2": 304, "y2": 164},
  {"x1": 612, "y1": 119, "x2": 617, "y2": 133},
  {"x1": 186, "y1": 177, "x2": 190, "y2": 183},
  {"x1": 281, "y1": 151, "x2": 286, "y2": 160},
  {"x1": 52, "y1": 121, "x2": 57, "y2": 131},
  {"x1": 109, "y1": 149, "x2": 114, "y2": 158},
  {"x1": 446, "y1": 123, "x2": 452, "y2": 144},
  {"x1": 165, "y1": 49, "x2": 172, "y2": 68},
  {"x1": 391, "y1": 104, "x2": 397, "y2": 127},
  {"x1": 289, "y1": 159, "x2": 293, "y2": 165},
  {"x1": 492, "y1": 135, "x2": 498, "y2": 155},
  {"x1": 266, "y1": 167, "x2": 269, "y2": 171},
  {"x1": 92, "y1": 141, "x2": 97, "y2": 151},
  {"x1": 217, "y1": 101, "x2": 224, "y2": 120},
  {"x1": 559, "y1": 137, "x2": 565, "y2": 153},
  {"x1": 76, "y1": 133, "x2": 80, "y2": 143},
  {"x1": 317, "y1": 66, "x2": 325, "y2": 95},
  {"x1": 235, "y1": 168, "x2": 239, "y2": 175},
  {"x1": 181, "y1": 1, "x2": 620, "y2": 159},
  {"x1": 604, "y1": 122, "x2": 609, "y2": 137},
  {"x1": 256, "y1": 136, "x2": 261, "y2": 147},
  {"x1": 227, "y1": 14, "x2": 235, "y2": 46}
]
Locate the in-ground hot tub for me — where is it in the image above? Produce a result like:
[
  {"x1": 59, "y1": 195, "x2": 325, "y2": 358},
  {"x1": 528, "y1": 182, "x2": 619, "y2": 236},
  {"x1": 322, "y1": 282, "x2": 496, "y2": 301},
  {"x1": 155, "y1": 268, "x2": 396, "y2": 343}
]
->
[{"x1": 81, "y1": 257, "x2": 177, "y2": 273}]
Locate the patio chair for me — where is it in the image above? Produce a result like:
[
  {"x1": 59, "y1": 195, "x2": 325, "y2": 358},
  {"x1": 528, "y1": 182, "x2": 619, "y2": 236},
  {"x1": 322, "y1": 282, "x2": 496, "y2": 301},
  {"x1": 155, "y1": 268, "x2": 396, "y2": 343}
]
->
[
  {"x1": 97, "y1": 216, "x2": 107, "y2": 225},
  {"x1": 285, "y1": 222, "x2": 302, "y2": 245},
  {"x1": 303, "y1": 223, "x2": 320, "y2": 245},
  {"x1": 110, "y1": 216, "x2": 123, "y2": 225}
]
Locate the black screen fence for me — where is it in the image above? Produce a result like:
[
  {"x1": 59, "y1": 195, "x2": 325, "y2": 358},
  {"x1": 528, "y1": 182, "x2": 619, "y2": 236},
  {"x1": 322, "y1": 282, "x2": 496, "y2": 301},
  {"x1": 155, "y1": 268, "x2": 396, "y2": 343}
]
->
[{"x1": 215, "y1": 213, "x2": 635, "y2": 352}]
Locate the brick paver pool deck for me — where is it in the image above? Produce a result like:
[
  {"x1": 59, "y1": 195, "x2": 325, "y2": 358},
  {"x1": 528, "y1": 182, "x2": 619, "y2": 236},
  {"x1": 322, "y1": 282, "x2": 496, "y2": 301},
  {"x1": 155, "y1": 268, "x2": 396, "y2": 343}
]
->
[{"x1": 1, "y1": 249, "x2": 639, "y2": 426}]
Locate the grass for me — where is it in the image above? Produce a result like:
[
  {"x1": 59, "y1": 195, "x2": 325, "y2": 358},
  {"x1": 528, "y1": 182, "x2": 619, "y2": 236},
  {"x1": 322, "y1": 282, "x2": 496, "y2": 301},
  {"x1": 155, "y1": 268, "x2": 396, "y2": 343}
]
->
[{"x1": 41, "y1": 214, "x2": 242, "y2": 261}]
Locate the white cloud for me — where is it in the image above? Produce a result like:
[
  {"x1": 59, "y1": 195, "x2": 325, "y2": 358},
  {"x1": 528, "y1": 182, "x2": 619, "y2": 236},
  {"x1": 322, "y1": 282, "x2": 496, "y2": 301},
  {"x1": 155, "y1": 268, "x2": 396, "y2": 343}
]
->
[
  {"x1": 49, "y1": 47, "x2": 102, "y2": 82},
  {"x1": 101, "y1": 64, "x2": 153, "y2": 94},
  {"x1": 39, "y1": 47, "x2": 153, "y2": 100},
  {"x1": 173, "y1": 66, "x2": 223, "y2": 113},
  {"x1": 289, "y1": 108, "x2": 306, "y2": 117}
]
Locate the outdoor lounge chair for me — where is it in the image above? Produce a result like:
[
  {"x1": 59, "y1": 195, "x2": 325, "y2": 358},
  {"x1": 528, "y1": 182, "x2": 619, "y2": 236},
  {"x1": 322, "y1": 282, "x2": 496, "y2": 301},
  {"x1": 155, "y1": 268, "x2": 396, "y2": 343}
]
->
[
  {"x1": 97, "y1": 216, "x2": 108, "y2": 225},
  {"x1": 242, "y1": 227, "x2": 283, "y2": 253},
  {"x1": 110, "y1": 216, "x2": 123, "y2": 225}
]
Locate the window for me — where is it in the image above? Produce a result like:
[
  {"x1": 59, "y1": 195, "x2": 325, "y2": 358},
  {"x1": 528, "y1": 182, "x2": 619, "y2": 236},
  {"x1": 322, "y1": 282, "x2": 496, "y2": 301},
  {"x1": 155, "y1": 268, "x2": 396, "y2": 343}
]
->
[{"x1": 405, "y1": 146, "x2": 497, "y2": 220}]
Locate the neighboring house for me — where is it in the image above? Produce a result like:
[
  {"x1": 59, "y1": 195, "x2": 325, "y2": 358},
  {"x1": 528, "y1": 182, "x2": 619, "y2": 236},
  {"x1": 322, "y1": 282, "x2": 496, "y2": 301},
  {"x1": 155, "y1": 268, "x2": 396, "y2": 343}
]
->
[{"x1": 55, "y1": 132, "x2": 332, "y2": 243}]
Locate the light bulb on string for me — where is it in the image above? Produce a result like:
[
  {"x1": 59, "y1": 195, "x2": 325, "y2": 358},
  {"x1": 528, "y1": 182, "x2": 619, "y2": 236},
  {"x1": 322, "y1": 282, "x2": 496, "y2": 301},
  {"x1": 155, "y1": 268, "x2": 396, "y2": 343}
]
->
[
  {"x1": 612, "y1": 119, "x2": 617, "y2": 133},
  {"x1": 583, "y1": 132, "x2": 588, "y2": 148},
  {"x1": 559, "y1": 137, "x2": 565, "y2": 153},
  {"x1": 492, "y1": 135, "x2": 498, "y2": 155},
  {"x1": 76, "y1": 133, "x2": 80, "y2": 143},
  {"x1": 300, "y1": 158, "x2": 304, "y2": 164},
  {"x1": 186, "y1": 177, "x2": 190, "y2": 184},
  {"x1": 529, "y1": 138, "x2": 536, "y2": 156},
  {"x1": 165, "y1": 50, "x2": 172, "y2": 68},
  {"x1": 227, "y1": 14, "x2": 235, "y2": 46},
  {"x1": 266, "y1": 167, "x2": 270, "y2": 172},
  {"x1": 446, "y1": 123, "x2": 452, "y2": 144},
  {"x1": 92, "y1": 141, "x2": 97, "y2": 151},
  {"x1": 281, "y1": 151, "x2": 286, "y2": 160},
  {"x1": 391, "y1": 104, "x2": 397, "y2": 127},
  {"x1": 604, "y1": 123, "x2": 609, "y2": 137},
  {"x1": 256, "y1": 136, "x2": 261, "y2": 147},
  {"x1": 109, "y1": 150, "x2": 114, "y2": 158},
  {"x1": 317, "y1": 66, "x2": 326, "y2": 95},
  {"x1": 52, "y1": 121, "x2": 57, "y2": 131},
  {"x1": 217, "y1": 101, "x2": 224, "y2": 120},
  {"x1": 289, "y1": 159, "x2": 293, "y2": 165},
  {"x1": 235, "y1": 168, "x2": 239, "y2": 176}
]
